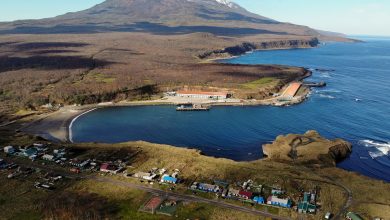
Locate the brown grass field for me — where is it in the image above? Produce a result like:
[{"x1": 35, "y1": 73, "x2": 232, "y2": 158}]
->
[{"x1": 0, "y1": 32, "x2": 313, "y2": 120}]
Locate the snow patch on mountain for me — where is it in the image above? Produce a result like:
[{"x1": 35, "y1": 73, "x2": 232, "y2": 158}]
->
[
  {"x1": 186, "y1": 0, "x2": 240, "y2": 9},
  {"x1": 215, "y1": 0, "x2": 236, "y2": 8}
]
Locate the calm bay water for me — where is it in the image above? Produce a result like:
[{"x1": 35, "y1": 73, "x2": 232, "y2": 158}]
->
[{"x1": 72, "y1": 37, "x2": 390, "y2": 182}]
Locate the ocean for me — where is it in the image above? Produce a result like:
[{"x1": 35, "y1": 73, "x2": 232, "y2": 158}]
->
[{"x1": 71, "y1": 36, "x2": 390, "y2": 182}]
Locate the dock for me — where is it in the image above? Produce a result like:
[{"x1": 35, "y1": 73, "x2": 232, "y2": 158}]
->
[
  {"x1": 303, "y1": 81, "x2": 327, "y2": 87},
  {"x1": 176, "y1": 103, "x2": 210, "y2": 111}
]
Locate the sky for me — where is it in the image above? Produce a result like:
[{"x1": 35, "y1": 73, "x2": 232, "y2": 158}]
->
[{"x1": 0, "y1": 0, "x2": 389, "y2": 36}]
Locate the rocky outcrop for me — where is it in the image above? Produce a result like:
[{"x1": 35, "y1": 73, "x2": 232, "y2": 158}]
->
[
  {"x1": 262, "y1": 130, "x2": 352, "y2": 167},
  {"x1": 199, "y1": 38, "x2": 320, "y2": 60}
]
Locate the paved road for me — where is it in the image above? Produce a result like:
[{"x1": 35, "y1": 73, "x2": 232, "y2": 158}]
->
[{"x1": 92, "y1": 176, "x2": 291, "y2": 220}]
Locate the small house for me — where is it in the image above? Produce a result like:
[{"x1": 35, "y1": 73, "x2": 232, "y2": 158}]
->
[
  {"x1": 43, "y1": 154, "x2": 55, "y2": 161},
  {"x1": 238, "y1": 190, "x2": 253, "y2": 200},
  {"x1": 267, "y1": 196, "x2": 292, "y2": 208},
  {"x1": 271, "y1": 189, "x2": 284, "y2": 195},
  {"x1": 70, "y1": 159, "x2": 90, "y2": 168},
  {"x1": 23, "y1": 148, "x2": 38, "y2": 158},
  {"x1": 197, "y1": 183, "x2": 220, "y2": 193},
  {"x1": 253, "y1": 196, "x2": 265, "y2": 204},
  {"x1": 298, "y1": 192, "x2": 317, "y2": 214},
  {"x1": 100, "y1": 163, "x2": 124, "y2": 174},
  {"x1": 227, "y1": 188, "x2": 240, "y2": 197},
  {"x1": 346, "y1": 212, "x2": 363, "y2": 220},
  {"x1": 134, "y1": 172, "x2": 157, "y2": 180},
  {"x1": 161, "y1": 174, "x2": 177, "y2": 184},
  {"x1": 4, "y1": 146, "x2": 15, "y2": 154}
]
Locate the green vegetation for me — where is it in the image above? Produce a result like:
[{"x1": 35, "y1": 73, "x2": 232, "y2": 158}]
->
[
  {"x1": 241, "y1": 77, "x2": 278, "y2": 89},
  {"x1": 90, "y1": 73, "x2": 116, "y2": 83}
]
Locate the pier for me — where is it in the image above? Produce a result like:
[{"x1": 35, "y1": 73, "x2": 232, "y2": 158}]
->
[
  {"x1": 303, "y1": 81, "x2": 327, "y2": 87},
  {"x1": 176, "y1": 103, "x2": 210, "y2": 111}
]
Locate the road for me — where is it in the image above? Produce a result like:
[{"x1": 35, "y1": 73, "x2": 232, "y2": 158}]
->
[{"x1": 91, "y1": 176, "x2": 291, "y2": 220}]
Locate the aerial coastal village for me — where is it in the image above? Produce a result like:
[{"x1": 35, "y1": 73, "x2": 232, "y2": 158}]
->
[
  {"x1": 0, "y1": 135, "x2": 383, "y2": 219},
  {"x1": 0, "y1": 0, "x2": 389, "y2": 219}
]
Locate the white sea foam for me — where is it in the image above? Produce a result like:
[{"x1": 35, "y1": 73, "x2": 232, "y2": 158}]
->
[
  {"x1": 68, "y1": 108, "x2": 97, "y2": 143},
  {"x1": 319, "y1": 94, "x2": 335, "y2": 99},
  {"x1": 318, "y1": 73, "x2": 332, "y2": 78},
  {"x1": 360, "y1": 140, "x2": 390, "y2": 159},
  {"x1": 317, "y1": 89, "x2": 342, "y2": 93}
]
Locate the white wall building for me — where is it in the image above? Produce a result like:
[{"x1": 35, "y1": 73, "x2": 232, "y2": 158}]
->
[{"x1": 177, "y1": 91, "x2": 229, "y2": 99}]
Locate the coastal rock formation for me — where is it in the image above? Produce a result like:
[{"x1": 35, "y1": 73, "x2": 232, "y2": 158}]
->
[
  {"x1": 198, "y1": 38, "x2": 320, "y2": 60},
  {"x1": 263, "y1": 130, "x2": 352, "y2": 167}
]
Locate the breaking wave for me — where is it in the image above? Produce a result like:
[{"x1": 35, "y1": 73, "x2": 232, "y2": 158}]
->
[
  {"x1": 360, "y1": 140, "x2": 390, "y2": 159},
  {"x1": 318, "y1": 94, "x2": 335, "y2": 99}
]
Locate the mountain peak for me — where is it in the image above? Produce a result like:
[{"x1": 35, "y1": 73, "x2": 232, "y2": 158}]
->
[{"x1": 0, "y1": 0, "x2": 322, "y2": 37}]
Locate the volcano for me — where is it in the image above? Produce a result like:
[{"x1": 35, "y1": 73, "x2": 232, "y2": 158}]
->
[{"x1": 0, "y1": 0, "x2": 331, "y2": 38}]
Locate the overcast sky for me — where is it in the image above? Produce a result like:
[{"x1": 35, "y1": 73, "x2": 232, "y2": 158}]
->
[{"x1": 0, "y1": 0, "x2": 389, "y2": 36}]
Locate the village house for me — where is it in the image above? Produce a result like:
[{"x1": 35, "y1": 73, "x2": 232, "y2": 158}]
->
[
  {"x1": 42, "y1": 154, "x2": 55, "y2": 161},
  {"x1": 238, "y1": 190, "x2": 253, "y2": 200},
  {"x1": 271, "y1": 188, "x2": 284, "y2": 195},
  {"x1": 198, "y1": 183, "x2": 220, "y2": 193},
  {"x1": 100, "y1": 163, "x2": 124, "y2": 174},
  {"x1": 346, "y1": 212, "x2": 363, "y2": 220},
  {"x1": 134, "y1": 172, "x2": 157, "y2": 180},
  {"x1": 298, "y1": 192, "x2": 317, "y2": 214},
  {"x1": 69, "y1": 159, "x2": 90, "y2": 168},
  {"x1": 227, "y1": 188, "x2": 240, "y2": 197},
  {"x1": 4, "y1": 146, "x2": 15, "y2": 154},
  {"x1": 161, "y1": 174, "x2": 178, "y2": 184},
  {"x1": 253, "y1": 196, "x2": 265, "y2": 204},
  {"x1": 22, "y1": 147, "x2": 38, "y2": 158},
  {"x1": 267, "y1": 196, "x2": 292, "y2": 208}
]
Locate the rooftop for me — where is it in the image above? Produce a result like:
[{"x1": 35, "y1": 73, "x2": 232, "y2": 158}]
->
[{"x1": 177, "y1": 90, "x2": 228, "y2": 96}]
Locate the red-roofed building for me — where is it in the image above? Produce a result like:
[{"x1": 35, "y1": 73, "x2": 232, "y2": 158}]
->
[
  {"x1": 238, "y1": 190, "x2": 253, "y2": 200},
  {"x1": 100, "y1": 163, "x2": 122, "y2": 174}
]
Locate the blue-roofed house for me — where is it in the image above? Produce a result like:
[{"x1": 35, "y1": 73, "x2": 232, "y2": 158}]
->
[
  {"x1": 253, "y1": 196, "x2": 265, "y2": 204},
  {"x1": 161, "y1": 174, "x2": 178, "y2": 184},
  {"x1": 298, "y1": 192, "x2": 316, "y2": 214},
  {"x1": 23, "y1": 148, "x2": 38, "y2": 158}
]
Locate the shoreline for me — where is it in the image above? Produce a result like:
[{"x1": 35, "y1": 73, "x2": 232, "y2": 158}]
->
[
  {"x1": 203, "y1": 46, "x2": 317, "y2": 63},
  {"x1": 67, "y1": 108, "x2": 97, "y2": 143},
  {"x1": 28, "y1": 67, "x2": 313, "y2": 144}
]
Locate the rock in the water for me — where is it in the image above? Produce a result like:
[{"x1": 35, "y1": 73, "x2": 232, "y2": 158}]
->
[{"x1": 262, "y1": 130, "x2": 352, "y2": 167}]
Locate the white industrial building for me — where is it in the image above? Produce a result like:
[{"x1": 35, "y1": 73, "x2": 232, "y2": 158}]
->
[{"x1": 177, "y1": 90, "x2": 229, "y2": 99}]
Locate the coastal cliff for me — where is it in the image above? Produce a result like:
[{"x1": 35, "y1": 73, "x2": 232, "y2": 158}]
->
[
  {"x1": 199, "y1": 38, "x2": 320, "y2": 60},
  {"x1": 263, "y1": 130, "x2": 352, "y2": 167}
]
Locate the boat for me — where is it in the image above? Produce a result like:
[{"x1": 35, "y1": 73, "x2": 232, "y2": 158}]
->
[{"x1": 176, "y1": 103, "x2": 210, "y2": 111}]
